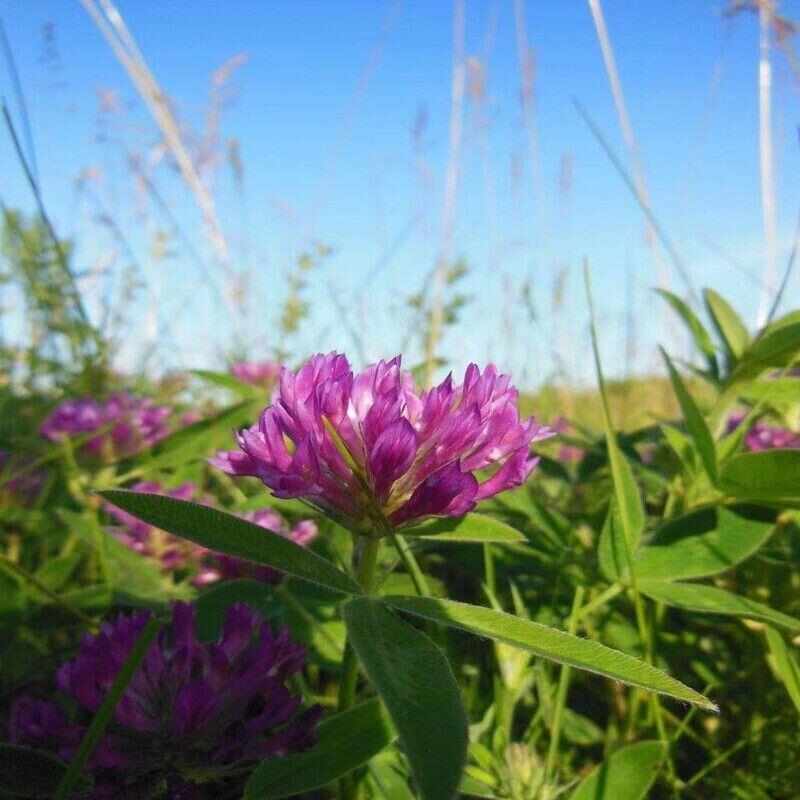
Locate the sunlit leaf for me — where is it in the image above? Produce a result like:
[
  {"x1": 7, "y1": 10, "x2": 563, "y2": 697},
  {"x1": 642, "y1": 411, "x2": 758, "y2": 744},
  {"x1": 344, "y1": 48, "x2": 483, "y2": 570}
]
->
[
  {"x1": 99, "y1": 491, "x2": 361, "y2": 596},
  {"x1": 401, "y1": 513, "x2": 526, "y2": 544},
  {"x1": 633, "y1": 505, "x2": 774, "y2": 581},
  {"x1": 639, "y1": 580, "x2": 800, "y2": 632},
  {"x1": 382, "y1": 596, "x2": 716, "y2": 709},
  {"x1": 568, "y1": 741, "x2": 665, "y2": 800}
]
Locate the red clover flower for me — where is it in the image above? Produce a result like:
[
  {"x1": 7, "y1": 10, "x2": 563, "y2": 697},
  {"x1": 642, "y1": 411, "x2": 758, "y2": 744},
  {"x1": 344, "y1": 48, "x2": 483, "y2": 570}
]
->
[
  {"x1": 8, "y1": 602, "x2": 320, "y2": 798},
  {"x1": 212, "y1": 353, "x2": 553, "y2": 533},
  {"x1": 40, "y1": 392, "x2": 171, "y2": 459}
]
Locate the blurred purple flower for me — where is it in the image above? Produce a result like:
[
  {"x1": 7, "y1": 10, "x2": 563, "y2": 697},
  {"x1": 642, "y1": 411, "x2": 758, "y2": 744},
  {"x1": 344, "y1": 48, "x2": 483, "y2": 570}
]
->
[
  {"x1": 9, "y1": 602, "x2": 320, "y2": 798},
  {"x1": 725, "y1": 412, "x2": 800, "y2": 452},
  {"x1": 231, "y1": 360, "x2": 282, "y2": 387},
  {"x1": 212, "y1": 353, "x2": 553, "y2": 532},
  {"x1": 550, "y1": 417, "x2": 585, "y2": 464},
  {"x1": 40, "y1": 392, "x2": 171, "y2": 458}
]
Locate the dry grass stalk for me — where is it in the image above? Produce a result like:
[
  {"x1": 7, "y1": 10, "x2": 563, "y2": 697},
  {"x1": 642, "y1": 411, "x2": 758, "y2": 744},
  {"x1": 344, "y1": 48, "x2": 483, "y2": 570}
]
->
[
  {"x1": 79, "y1": 0, "x2": 230, "y2": 267},
  {"x1": 586, "y1": 0, "x2": 671, "y2": 297}
]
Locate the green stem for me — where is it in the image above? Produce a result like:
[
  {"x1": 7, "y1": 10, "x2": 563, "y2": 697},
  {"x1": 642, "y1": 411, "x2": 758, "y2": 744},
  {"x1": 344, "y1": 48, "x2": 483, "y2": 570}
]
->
[
  {"x1": 542, "y1": 587, "x2": 585, "y2": 795},
  {"x1": 338, "y1": 536, "x2": 382, "y2": 800},
  {"x1": 388, "y1": 531, "x2": 432, "y2": 596}
]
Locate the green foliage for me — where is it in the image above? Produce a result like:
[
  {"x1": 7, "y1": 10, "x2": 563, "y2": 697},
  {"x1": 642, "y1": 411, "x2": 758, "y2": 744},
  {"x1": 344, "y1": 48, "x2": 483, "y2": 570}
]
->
[{"x1": 3, "y1": 281, "x2": 800, "y2": 798}]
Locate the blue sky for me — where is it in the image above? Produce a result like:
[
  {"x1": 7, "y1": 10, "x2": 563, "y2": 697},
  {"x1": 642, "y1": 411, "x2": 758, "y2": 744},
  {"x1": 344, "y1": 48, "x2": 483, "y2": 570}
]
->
[{"x1": 1, "y1": 1, "x2": 799, "y2": 387}]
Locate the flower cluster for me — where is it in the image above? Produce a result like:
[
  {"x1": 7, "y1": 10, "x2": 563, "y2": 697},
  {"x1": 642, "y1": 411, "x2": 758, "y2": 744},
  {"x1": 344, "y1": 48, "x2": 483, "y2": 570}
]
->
[
  {"x1": 231, "y1": 360, "x2": 282, "y2": 388},
  {"x1": 9, "y1": 602, "x2": 320, "y2": 798},
  {"x1": 105, "y1": 482, "x2": 318, "y2": 584},
  {"x1": 213, "y1": 353, "x2": 552, "y2": 532},
  {"x1": 40, "y1": 392, "x2": 171, "y2": 459},
  {"x1": 726, "y1": 412, "x2": 800, "y2": 452}
]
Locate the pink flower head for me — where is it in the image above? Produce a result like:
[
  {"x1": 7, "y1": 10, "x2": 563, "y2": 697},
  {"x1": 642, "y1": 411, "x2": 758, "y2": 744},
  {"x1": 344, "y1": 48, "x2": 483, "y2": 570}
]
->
[
  {"x1": 231, "y1": 361, "x2": 282, "y2": 387},
  {"x1": 40, "y1": 392, "x2": 171, "y2": 458},
  {"x1": 726, "y1": 412, "x2": 800, "y2": 452},
  {"x1": 550, "y1": 417, "x2": 585, "y2": 464},
  {"x1": 212, "y1": 353, "x2": 553, "y2": 532}
]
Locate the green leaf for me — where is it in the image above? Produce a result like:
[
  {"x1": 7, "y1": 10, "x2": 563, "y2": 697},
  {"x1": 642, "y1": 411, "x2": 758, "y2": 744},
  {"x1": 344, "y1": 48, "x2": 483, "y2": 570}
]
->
[
  {"x1": 740, "y1": 378, "x2": 800, "y2": 409},
  {"x1": 719, "y1": 450, "x2": 800, "y2": 504},
  {"x1": 587, "y1": 272, "x2": 645, "y2": 563},
  {"x1": 661, "y1": 424, "x2": 697, "y2": 473},
  {"x1": 633, "y1": 505, "x2": 774, "y2": 581},
  {"x1": 661, "y1": 348, "x2": 718, "y2": 484},
  {"x1": 99, "y1": 491, "x2": 361, "y2": 596},
  {"x1": 0, "y1": 745, "x2": 85, "y2": 799},
  {"x1": 62, "y1": 509, "x2": 169, "y2": 605},
  {"x1": 657, "y1": 289, "x2": 718, "y2": 375},
  {"x1": 194, "y1": 579, "x2": 282, "y2": 642},
  {"x1": 33, "y1": 553, "x2": 82, "y2": 592},
  {"x1": 244, "y1": 698, "x2": 395, "y2": 799},
  {"x1": 191, "y1": 368, "x2": 262, "y2": 397},
  {"x1": 639, "y1": 580, "x2": 800, "y2": 632},
  {"x1": 382, "y1": 596, "x2": 716, "y2": 709},
  {"x1": 731, "y1": 321, "x2": 800, "y2": 382},
  {"x1": 55, "y1": 617, "x2": 162, "y2": 800},
  {"x1": 343, "y1": 597, "x2": 468, "y2": 800},
  {"x1": 400, "y1": 513, "x2": 526, "y2": 544},
  {"x1": 568, "y1": 741, "x2": 666, "y2": 800},
  {"x1": 128, "y1": 400, "x2": 258, "y2": 472},
  {"x1": 598, "y1": 500, "x2": 628, "y2": 582},
  {"x1": 766, "y1": 627, "x2": 800, "y2": 714},
  {"x1": 704, "y1": 288, "x2": 749, "y2": 362}
]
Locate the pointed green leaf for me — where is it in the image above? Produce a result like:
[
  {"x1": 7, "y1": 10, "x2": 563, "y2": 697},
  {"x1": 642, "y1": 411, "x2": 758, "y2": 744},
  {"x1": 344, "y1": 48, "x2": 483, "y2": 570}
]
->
[
  {"x1": 598, "y1": 500, "x2": 627, "y2": 582},
  {"x1": 343, "y1": 597, "x2": 468, "y2": 800},
  {"x1": 126, "y1": 400, "x2": 258, "y2": 472},
  {"x1": 661, "y1": 348, "x2": 718, "y2": 484},
  {"x1": 633, "y1": 505, "x2": 774, "y2": 581},
  {"x1": 731, "y1": 321, "x2": 800, "y2": 382},
  {"x1": 587, "y1": 271, "x2": 645, "y2": 561},
  {"x1": 639, "y1": 580, "x2": 800, "y2": 632},
  {"x1": 568, "y1": 741, "x2": 665, "y2": 800},
  {"x1": 99, "y1": 491, "x2": 361, "y2": 596},
  {"x1": 765, "y1": 627, "x2": 800, "y2": 714},
  {"x1": 704, "y1": 288, "x2": 749, "y2": 362},
  {"x1": 191, "y1": 369, "x2": 262, "y2": 397},
  {"x1": 719, "y1": 450, "x2": 800, "y2": 504},
  {"x1": 382, "y1": 596, "x2": 716, "y2": 710},
  {"x1": 661, "y1": 424, "x2": 697, "y2": 473},
  {"x1": 244, "y1": 698, "x2": 395, "y2": 799},
  {"x1": 657, "y1": 289, "x2": 718, "y2": 375},
  {"x1": 401, "y1": 513, "x2": 526, "y2": 544}
]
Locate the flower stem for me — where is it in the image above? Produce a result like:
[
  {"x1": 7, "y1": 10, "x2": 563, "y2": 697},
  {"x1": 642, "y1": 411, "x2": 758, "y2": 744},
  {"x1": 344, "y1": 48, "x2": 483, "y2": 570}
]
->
[
  {"x1": 389, "y1": 531, "x2": 432, "y2": 596},
  {"x1": 542, "y1": 587, "x2": 584, "y2": 795},
  {"x1": 337, "y1": 536, "x2": 382, "y2": 800}
]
